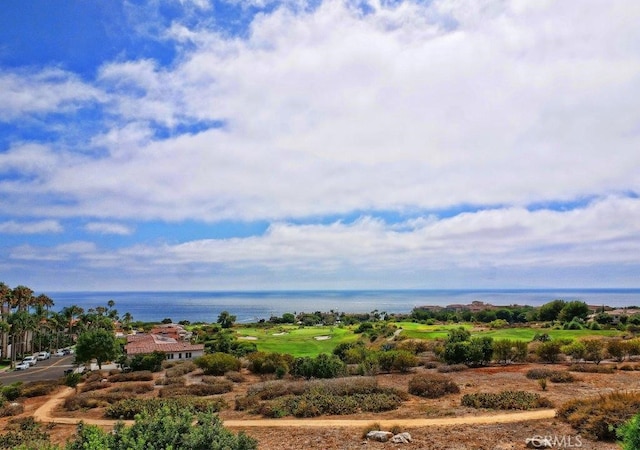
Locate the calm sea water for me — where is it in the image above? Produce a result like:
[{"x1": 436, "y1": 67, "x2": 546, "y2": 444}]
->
[{"x1": 46, "y1": 289, "x2": 640, "y2": 324}]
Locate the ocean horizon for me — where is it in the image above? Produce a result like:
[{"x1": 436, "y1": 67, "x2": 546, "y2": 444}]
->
[{"x1": 46, "y1": 288, "x2": 640, "y2": 324}]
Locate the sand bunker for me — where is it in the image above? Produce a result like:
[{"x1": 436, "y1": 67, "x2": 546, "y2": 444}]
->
[
  {"x1": 239, "y1": 336, "x2": 258, "y2": 340},
  {"x1": 314, "y1": 335, "x2": 331, "y2": 341},
  {"x1": 272, "y1": 332, "x2": 288, "y2": 336}
]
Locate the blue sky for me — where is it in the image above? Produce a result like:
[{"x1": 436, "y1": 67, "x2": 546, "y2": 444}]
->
[{"x1": 1, "y1": 0, "x2": 639, "y2": 291}]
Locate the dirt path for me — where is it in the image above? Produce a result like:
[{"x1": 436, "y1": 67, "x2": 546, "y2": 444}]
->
[{"x1": 33, "y1": 387, "x2": 555, "y2": 429}]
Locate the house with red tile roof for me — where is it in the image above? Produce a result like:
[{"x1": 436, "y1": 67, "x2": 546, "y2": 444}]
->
[{"x1": 124, "y1": 333, "x2": 204, "y2": 361}]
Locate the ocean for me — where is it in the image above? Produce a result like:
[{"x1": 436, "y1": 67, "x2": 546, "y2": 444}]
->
[{"x1": 46, "y1": 289, "x2": 640, "y2": 324}]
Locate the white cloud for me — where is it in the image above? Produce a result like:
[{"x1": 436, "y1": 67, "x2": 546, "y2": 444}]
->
[
  {"x1": 1, "y1": 0, "x2": 635, "y2": 222},
  {"x1": 0, "y1": 68, "x2": 103, "y2": 121},
  {"x1": 0, "y1": 220, "x2": 63, "y2": 234},
  {"x1": 85, "y1": 222, "x2": 134, "y2": 235}
]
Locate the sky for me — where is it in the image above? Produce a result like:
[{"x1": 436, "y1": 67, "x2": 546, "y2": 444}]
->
[{"x1": 1, "y1": 0, "x2": 639, "y2": 292}]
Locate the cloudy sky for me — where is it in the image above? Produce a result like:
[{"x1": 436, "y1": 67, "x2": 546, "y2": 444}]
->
[{"x1": 1, "y1": 0, "x2": 639, "y2": 291}]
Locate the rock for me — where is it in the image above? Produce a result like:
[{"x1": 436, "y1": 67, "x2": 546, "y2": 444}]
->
[
  {"x1": 366, "y1": 431, "x2": 393, "y2": 442},
  {"x1": 390, "y1": 432, "x2": 412, "y2": 444}
]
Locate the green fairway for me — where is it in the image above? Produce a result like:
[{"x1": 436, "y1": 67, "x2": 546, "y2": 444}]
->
[
  {"x1": 392, "y1": 321, "x2": 622, "y2": 341},
  {"x1": 235, "y1": 325, "x2": 359, "y2": 357},
  {"x1": 393, "y1": 322, "x2": 472, "y2": 340}
]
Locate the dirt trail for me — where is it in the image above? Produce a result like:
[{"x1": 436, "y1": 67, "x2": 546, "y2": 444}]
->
[{"x1": 33, "y1": 387, "x2": 555, "y2": 429}]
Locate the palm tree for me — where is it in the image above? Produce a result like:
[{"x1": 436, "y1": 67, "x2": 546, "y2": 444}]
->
[
  {"x1": 11, "y1": 285, "x2": 35, "y2": 353},
  {"x1": 62, "y1": 305, "x2": 84, "y2": 343},
  {"x1": 8, "y1": 310, "x2": 34, "y2": 366},
  {"x1": 0, "y1": 282, "x2": 12, "y2": 359}
]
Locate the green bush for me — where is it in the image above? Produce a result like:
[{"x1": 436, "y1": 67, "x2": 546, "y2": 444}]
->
[
  {"x1": 68, "y1": 406, "x2": 257, "y2": 450},
  {"x1": 461, "y1": 391, "x2": 552, "y2": 410},
  {"x1": 129, "y1": 351, "x2": 166, "y2": 372},
  {"x1": 618, "y1": 411, "x2": 640, "y2": 450},
  {"x1": 408, "y1": 373, "x2": 459, "y2": 398},
  {"x1": 246, "y1": 352, "x2": 293, "y2": 375},
  {"x1": 195, "y1": 353, "x2": 241, "y2": 376},
  {"x1": 104, "y1": 397, "x2": 226, "y2": 419},
  {"x1": 291, "y1": 353, "x2": 346, "y2": 379}
]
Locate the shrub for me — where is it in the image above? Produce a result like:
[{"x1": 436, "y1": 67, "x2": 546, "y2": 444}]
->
[
  {"x1": 246, "y1": 352, "x2": 293, "y2": 375},
  {"x1": 526, "y1": 368, "x2": 552, "y2": 380},
  {"x1": 291, "y1": 353, "x2": 346, "y2": 379},
  {"x1": 165, "y1": 361, "x2": 197, "y2": 378},
  {"x1": 80, "y1": 381, "x2": 111, "y2": 393},
  {"x1": 129, "y1": 351, "x2": 166, "y2": 372},
  {"x1": 437, "y1": 364, "x2": 467, "y2": 373},
  {"x1": 549, "y1": 371, "x2": 575, "y2": 383},
  {"x1": 195, "y1": 353, "x2": 241, "y2": 376},
  {"x1": 408, "y1": 373, "x2": 459, "y2": 399},
  {"x1": 568, "y1": 364, "x2": 615, "y2": 374},
  {"x1": 104, "y1": 397, "x2": 226, "y2": 419},
  {"x1": 0, "y1": 402, "x2": 24, "y2": 417},
  {"x1": 618, "y1": 412, "x2": 640, "y2": 450},
  {"x1": 64, "y1": 392, "x2": 130, "y2": 411},
  {"x1": 159, "y1": 383, "x2": 232, "y2": 398},
  {"x1": 535, "y1": 340, "x2": 563, "y2": 363},
  {"x1": 461, "y1": 391, "x2": 553, "y2": 410},
  {"x1": 557, "y1": 391, "x2": 640, "y2": 441},
  {"x1": 1, "y1": 383, "x2": 22, "y2": 401},
  {"x1": 18, "y1": 380, "x2": 59, "y2": 398},
  {"x1": 108, "y1": 371, "x2": 154, "y2": 382},
  {"x1": 225, "y1": 371, "x2": 245, "y2": 383},
  {"x1": 108, "y1": 382, "x2": 155, "y2": 394}
]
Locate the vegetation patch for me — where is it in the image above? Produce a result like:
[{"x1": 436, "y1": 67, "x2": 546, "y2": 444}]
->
[
  {"x1": 236, "y1": 376, "x2": 405, "y2": 417},
  {"x1": 557, "y1": 391, "x2": 640, "y2": 441},
  {"x1": 80, "y1": 381, "x2": 111, "y2": 393},
  {"x1": 437, "y1": 364, "x2": 467, "y2": 373},
  {"x1": 104, "y1": 397, "x2": 226, "y2": 419},
  {"x1": 568, "y1": 363, "x2": 615, "y2": 374},
  {"x1": 461, "y1": 391, "x2": 552, "y2": 410},
  {"x1": 165, "y1": 361, "x2": 197, "y2": 377},
  {"x1": 108, "y1": 382, "x2": 155, "y2": 394},
  {"x1": 408, "y1": 373, "x2": 460, "y2": 398},
  {"x1": 18, "y1": 380, "x2": 59, "y2": 398},
  {"x1": 159, "y1": 382, "x2": 232, "y2": 397},
  {"x1": 108, "y1": 370, "x2": 154, "y2": 382}
]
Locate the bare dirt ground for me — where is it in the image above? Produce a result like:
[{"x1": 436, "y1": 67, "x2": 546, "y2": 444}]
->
[{"x1": 4, "y1": 362, "x2": 634, "y2": 449}]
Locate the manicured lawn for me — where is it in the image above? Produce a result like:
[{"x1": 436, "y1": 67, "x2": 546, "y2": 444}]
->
[
  {"x1": 235, "y1": 325, "x2": 359, "y2": 357},
  {"x1": 393, "y1": 322, "x2": 472, "y2": 340},
  {"x1": 393, "y1": 322, "x2": 621, "y2": 341}
]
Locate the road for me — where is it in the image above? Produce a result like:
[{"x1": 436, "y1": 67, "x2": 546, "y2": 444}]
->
[{"x1": 0, "y1": 355, "x2": 77, "y2": 383}]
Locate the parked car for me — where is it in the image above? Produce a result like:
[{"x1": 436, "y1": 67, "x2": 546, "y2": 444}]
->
[
  {"x1": 54, "y1": 350, "x2": 65, "y2": 357},
  {"x1": 22, "y1": 355, "x2": 37, "y2": 366},
  {"x1": 15, "y1": 362, "x2": 30, "y2": 370},
  {"x1": 37, "y1": 351, "x2": 50, "y2": 360}
]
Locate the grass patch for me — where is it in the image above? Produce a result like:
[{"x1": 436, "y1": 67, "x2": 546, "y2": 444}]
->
[
  {"x1": 235, "y1": 325, "x2": 358, "y2": 357},
  {"x1": 568, "y1": 364, "x2": 616, "y2": 374}
]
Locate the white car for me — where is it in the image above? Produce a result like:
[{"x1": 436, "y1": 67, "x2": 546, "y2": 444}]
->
[
  {"x1": 22, "y1": 356, "x2": 37, "y2": 366},
  {"x1": 15, "y1": 362, "x2": 30, "y2": 370},
  {"x1": 37, "y1": 351, "x2": 50, "y2": 360},
  {"x1": 54, "y1": 350, "x2": 65, "y2": 357}
]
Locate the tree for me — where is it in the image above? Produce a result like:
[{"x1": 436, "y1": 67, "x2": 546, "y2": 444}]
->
[
  {"x1": 538, "y1": 299, "x2": 566, "y2": 322},
  {"x1": 217, "y1": 311, "x2": 236, "y2": 329},
  {"x1": 535, "y1": 340, "x2": 563, "y2": 363},
  {"x1": 558, "y1": 301, "x2": 589, "y2": 322},
  {"x1": 618, "y1": 411, "x2": 640, "y2": 450},
  {"x1": 582, "y1": 338, "x2": 605, "y2": 364},
  {"x1": 75, "y1": 328, "x2": 119, "y2": 370}
]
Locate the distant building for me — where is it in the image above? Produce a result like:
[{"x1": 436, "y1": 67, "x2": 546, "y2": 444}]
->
[{"x1": 124, "y1": 333, "x2": 204, "y2": 361}]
